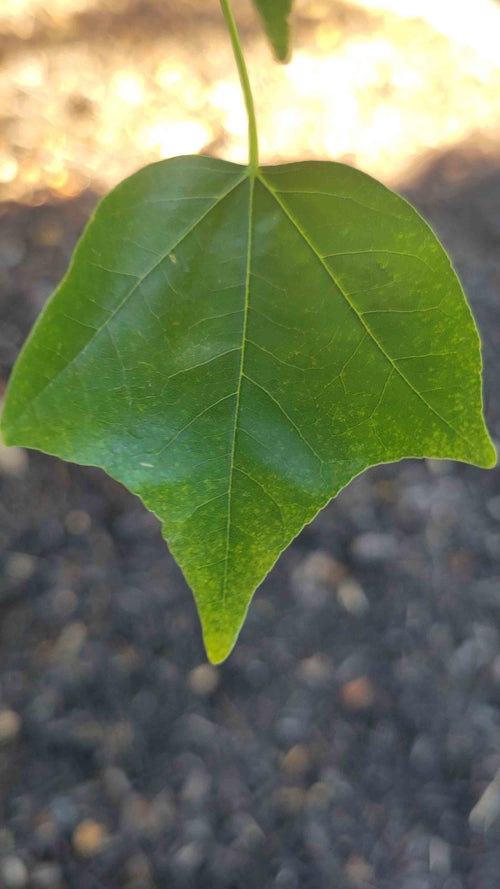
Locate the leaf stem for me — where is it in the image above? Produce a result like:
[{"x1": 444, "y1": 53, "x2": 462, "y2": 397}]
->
[{"x1": 219, "y1": 0, "x2": 259, "y2": 174}]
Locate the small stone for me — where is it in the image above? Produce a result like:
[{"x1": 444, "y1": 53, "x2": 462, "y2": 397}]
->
[
  {"x1": 275, "y1": 716, "x2": 304, "y2": 746},
  {"x1": 51, "y1": 588, "x2": 78, "y2": 618},
  {"x1": 281, "y1": 744, "x2": 310, "y2": 775},
  {"x1": 120, "y1": 791, "x2": 173, "y2": 838},
  {"x1": 52, "y1": 622, "x2": 87, "y2": 661},
  {"x1": 102, "y1": 765, "x2": 129, "y2": 800},
  {"x1": 188, "y1": 663, "x2": 219, "y2": 696},
  {"x1": 49, "y1": 795, "x2": 79, "y2": 833},
  {"x1": 302, "y1": 550, "x2": 346, "y2": 585},
  {"x1": 297, "y1": 653, "x2": 334, "y2": 687},
  {"x1": 275, "y1": 866, "x2": 299, "y2": 889},
  {"x1": 64, "y1": 510, "x2": 91, "y2": 535},
  {"x1": 172, "y1": 843, "x2": 204, "y2": 874},
  {"x1": 292, "y1": 551, "x2": 347, "y2": 607},
  {"x1": 30, "y1": 864, "x2": 63, "y2": 889},
  {"x1": 230, "y1": 813, "x2": 264, "y2": 851},
  {"x1": 340, "y1": 676, "x2": 375, "y2": 711},
  {"x1": 273, "y1": 787, "x2": 306, "y2": 814},
  {"x1": 337, "y1": 579, "x2": 370, "y2": 616},
  {"x1": 72, "y1": 819, "x2": 109, "y2": 857},
  {"x1": 181, "y1": 767, "x2": 211, "y2": 805},
  {"x1": 351, "y1": 532, "x2": 398, "y2": 562},
  {"x1": 0, "y1": 440, "x2": 28, "y2": 477},
  {"x1": 469, "y1": 770, "x2": 500, "y2": 831},
  {"x1": 429, "y1": 837, "x2": 451, "y2": 875},
  {"x1": 344, "y1": 854, "x2": 374, "y2": 887},
  {"x1": 306, "y1": 782, "x2": 333, "y2": 809},
  {"x1": 5, "y1": 552, "x2": 36, "y2": 581},
  {"x1": 33, "y1": 811, "x2": 58, "y2": 847},
  {"x1": 410, "y1": 736, "x2": 440, "y2": 776},
  {"x1": 0, "y1": 856, "x2": 28, "y2": 889},
  {"x1": 0, "y1": 709, "x2": 21, "y2": 743},
  {"x1": 449, "y1": 638, "x2": 491, "y2": 681},
  {"x1": 126, "y1": 852, "x2": 152, "y2": 883}
]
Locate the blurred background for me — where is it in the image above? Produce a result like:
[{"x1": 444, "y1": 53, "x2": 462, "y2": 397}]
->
[{"x1": 0, "y1": 1, "x2": 500, "y2": 887}]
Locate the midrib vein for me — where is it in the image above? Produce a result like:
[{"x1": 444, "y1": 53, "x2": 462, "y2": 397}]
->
[
  {"x1": 221, "y1": 174, "x2": 254, "y2": 608},
  {"x1": 258, "y1": 172, "x2": 472, "y2": 449}
]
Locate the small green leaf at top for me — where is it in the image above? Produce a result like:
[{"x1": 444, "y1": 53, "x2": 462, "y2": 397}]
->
[
  {"x1": 252, "y1": 0, "x2": 293, "y2": 61},
  {"x1": 1, "y1": 156, "x2": 495, "y2": 662}
]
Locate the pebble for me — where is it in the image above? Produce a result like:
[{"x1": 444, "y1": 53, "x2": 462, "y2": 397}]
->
[
  {"x1": 275, "y1": 866, "x2": 299, "y2": 889},
  {"x1": 291, "y1": 551, "x2": 346, "y2": 607},
  {"x1": 296, "y1": 654, "x2": 334, "y2": 688},
  {"x1": 340, "y1": 677, "x2": 375, "y2": 711},
  {"x1": 344, "y1": 854, "x2": 374, "y2": 887},
  {"x1": 64, "y1": 509, "x2": 91, "y2": 535},
  {"x1": 410, "y1": 736, "x2": 441, "y2": 776},
  {"x1": 350, "y1": 532, "x2": 398, "y2": 562},
  {"x1": 126, "y1": 852, "x2": 152, "y2": 884},
  {"x1": 306, "y1": 782, "x2": 334, "y2": 810},
  {"x1": 230, "y1": 813, "x2": 264, "y2": 851},
  {"x1": 0, "y1": 856, "x2": 28, "y2": 889},
  {"x1": 337, "y1": 579, "x2": 370, "y2": 616},
  {"x1": 321, "y1": 768, "x2": 355, "y2": 804},
  {"x1": 172, "y1": 842, "x2": 204, "y2": 875},
  {"x1": 0, "y1": 709, "x2": 21, "y2": 743},
  {"x1": 275, "y1": 715, "x2": 305, "y2": 746},
  {"x1": 50, "y1": 587, "x2": 78, "y2": 619},
  {"x1": 0, "y1": 441, "x2": 28, "y2": 477},
  {"x1": 273, "y1": 787, "x2": 306, "y2": 815},
  {"x1": 181, "y1": 767, "x2": 211, "y2": 805},
  {"x1": 30, "y1": 864, "x2": 63, "y2": 889},
  {"x1": 120, "y1": 790, "x2": 174, "y2": 837},
  {"x1": 32, "y1": 814, "x2": 58, "y2": 854},
  {"x1": 281, "y1": 744, "x2": 310, "y2": 776},
  {"x1": 49, "y1": 795, "x2": 79, "y2": 834},
  {"x1": 448, "y1": 633, "x2": 494, "y2": 681},
  {"x1": 469, "y1": 770, "x2": 500, "y2": 831},
  {"x1": 188, "y1": 663, "x2": 220, "y2": 695},
  {"x1": 52, "y1": 622, "x2": 87, "y2": 661},
  {"x1": 72, "y1": 819, "x2": 109, "y2": 857},
  {"x1": 4, "y1": 552, "x2": 36, "y2": 582},
  {"x1": 429, "y1": 836, "x2": 451, "y2": 875}
]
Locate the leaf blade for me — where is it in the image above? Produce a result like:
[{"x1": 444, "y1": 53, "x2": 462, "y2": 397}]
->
[{"x1": 2, "y1": 156, "x2": 495, "y2": 663}]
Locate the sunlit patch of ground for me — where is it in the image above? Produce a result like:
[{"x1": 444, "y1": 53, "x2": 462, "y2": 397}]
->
[{"x1": 0, "y1": 0, "x2": 499, "y2": 203}]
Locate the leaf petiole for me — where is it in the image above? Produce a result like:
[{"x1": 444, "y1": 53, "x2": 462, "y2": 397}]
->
[{"x1": 219, "y1": 0, "x2": 259, "y2": 174}]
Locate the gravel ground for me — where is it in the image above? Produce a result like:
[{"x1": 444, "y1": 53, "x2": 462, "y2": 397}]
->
[{"x1": 0, "y1": 144, "x2": 499, "y2": 889}]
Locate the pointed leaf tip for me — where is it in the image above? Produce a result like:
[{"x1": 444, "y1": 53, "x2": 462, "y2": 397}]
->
[
  {"x1": 204, "y1": 628, "x2": 238, "y2": 665},
  {"x1": 252, "y1": 0, "x2": 293, "y2": 61}
]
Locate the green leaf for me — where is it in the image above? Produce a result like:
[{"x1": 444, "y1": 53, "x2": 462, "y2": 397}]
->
[
  {"x1": 1, "y1": 156, "x2": 495, "y2": 662},
  {"x1": 252, "y1": 0, "x2": 293, "y2": 61}
]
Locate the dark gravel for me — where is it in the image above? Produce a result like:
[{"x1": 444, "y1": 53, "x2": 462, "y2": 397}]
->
[{"x1": 0, "y1": 146, "x2": 499, "y2": 889}]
